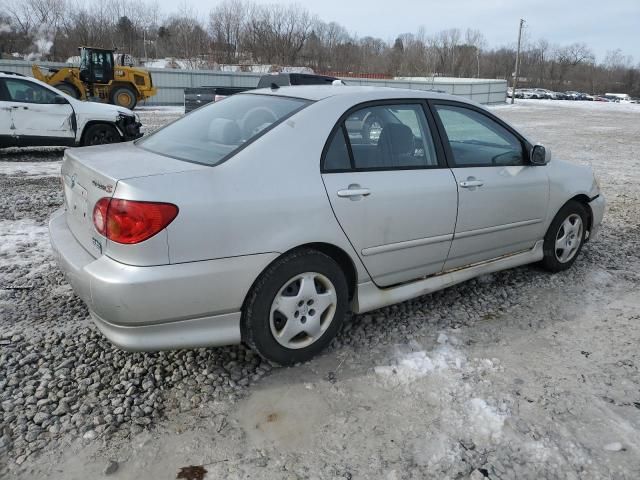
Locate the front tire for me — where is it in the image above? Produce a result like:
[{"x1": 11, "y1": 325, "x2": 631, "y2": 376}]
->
[
  {"x1": 242, "y1": 249, "x2": 349, "y2": 365},
  {"x1": 82, "y1": 124, "x2": 121, "y2": 146},
  {"x1": 540, "y1": 200, "x2": 588, "y2": 272}
]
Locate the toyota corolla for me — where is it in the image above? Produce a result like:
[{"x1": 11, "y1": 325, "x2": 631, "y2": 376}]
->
[{"x1": 49, "y1": 86, "x2": 605, "y2": 365}]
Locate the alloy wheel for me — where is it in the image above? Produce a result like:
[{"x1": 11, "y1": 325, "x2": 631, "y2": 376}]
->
[
  {"x1": 269, "y1": 272, "x2": 338, "y2": 349},
  {"x1": 555, "y1": 213, "x2": 583, "y2": 263}
]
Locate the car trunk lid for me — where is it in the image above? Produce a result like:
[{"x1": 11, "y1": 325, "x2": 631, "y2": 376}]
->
[{"x1": 61, "y1": 142, "x2": 206, "y2": 258}]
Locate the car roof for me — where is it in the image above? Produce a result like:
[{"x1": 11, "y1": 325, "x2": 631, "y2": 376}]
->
[
  {"x1": 244, "y1": 84, "x2": 477, "y2": 105},
  {"x1": 0, "y1": 71, "x2": 28, "y2": 78}
]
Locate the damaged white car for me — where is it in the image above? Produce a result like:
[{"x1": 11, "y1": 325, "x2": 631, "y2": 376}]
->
[{"x1": 0, "y1": 71, "x2": 141, "y2": 148}]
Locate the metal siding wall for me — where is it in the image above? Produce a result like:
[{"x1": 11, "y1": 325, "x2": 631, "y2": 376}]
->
[{"x1": 0, "y1": 60, "x2": 507, "y2": 105}]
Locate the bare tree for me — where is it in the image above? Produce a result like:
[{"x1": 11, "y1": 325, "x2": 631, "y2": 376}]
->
[{"x1": 209, "y1": 0, "x2": 245, "y2": 64}]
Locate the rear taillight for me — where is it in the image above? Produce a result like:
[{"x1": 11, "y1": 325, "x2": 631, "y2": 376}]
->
[{"x1": 93, "y1": 198, "x2": 178, "y2": 245}]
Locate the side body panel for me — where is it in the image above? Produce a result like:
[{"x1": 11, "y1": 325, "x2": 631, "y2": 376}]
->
[
  {"x1": 322, "y1": 169, "x2": 458, "y2": 286},
  {"x1": 445, "y1": 165, "x2": 549, "y2": 269}
]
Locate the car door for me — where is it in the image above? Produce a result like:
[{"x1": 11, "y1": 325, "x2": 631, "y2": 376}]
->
[
  {"x1": 3, "y1": 77, "x2": 75, "y2": 144},
  {"x1": 430, "y1": 101, "x2": 549, "y2": 270},
  {"x1": 321, "y1": 101, "x2": 458, "y2": 287},
  {"x1": 0, "y1": 79, "x2": 17, "y2": 145}
]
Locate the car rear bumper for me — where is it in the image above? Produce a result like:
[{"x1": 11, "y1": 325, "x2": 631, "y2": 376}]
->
[
  {"x1": 49, "y1": 208, "x2": 279, "y2": 351},
  {"x1": 588, "y1": 194, "x2": 606, "y2": 241}
]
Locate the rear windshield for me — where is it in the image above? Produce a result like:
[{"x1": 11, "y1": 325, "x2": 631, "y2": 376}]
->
[{"x1": 137, "y1": 94, "x2": 310, "y2": 166}]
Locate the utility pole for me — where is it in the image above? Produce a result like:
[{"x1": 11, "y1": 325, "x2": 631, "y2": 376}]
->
[{"x1": 511, "y1": 18, "x2": 525, "y2": 104}]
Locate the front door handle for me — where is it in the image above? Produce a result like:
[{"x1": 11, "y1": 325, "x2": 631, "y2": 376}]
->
[
  {"x1": 459, "y1": 179, "x2": 484, "y2": 188},
  {"x1": 337, "y1": 184, "x2": 371, "y2": 199}
]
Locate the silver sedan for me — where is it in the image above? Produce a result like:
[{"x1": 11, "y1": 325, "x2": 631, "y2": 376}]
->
[{"x1": 49, "y1": 86, "x2": 605, "y2": 365}]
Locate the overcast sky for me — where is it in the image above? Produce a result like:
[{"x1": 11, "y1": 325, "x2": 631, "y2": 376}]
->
[{"x1": 170, "y1": 0, "x2": 640, "y2": 62}]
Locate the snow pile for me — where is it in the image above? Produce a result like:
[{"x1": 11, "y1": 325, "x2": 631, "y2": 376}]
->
[
  {"x1": 466, "y1": 398, "x2": 506, "y2": 442},
  {"x1": 0, "y1": 161, "x2": 61, "y2": 178},
  {"x1": 141, "y1": 59, "x2": 314, "y2": 74},
  {"x1": 374, "y1": 344, "x2": 463, "y2": 381},
  {"x1": 376, "y1": 335, "x2": 509, "y2": 449},
  {"x1": 143, "y1": 58, "x2": 208, "y2": 70}
]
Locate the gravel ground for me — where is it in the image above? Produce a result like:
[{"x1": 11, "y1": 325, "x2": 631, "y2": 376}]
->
[{"x1": 1, "y1": 101, "x2": 639, "y2": 479}]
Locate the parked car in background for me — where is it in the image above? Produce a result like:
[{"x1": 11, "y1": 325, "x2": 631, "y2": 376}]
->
[
  {"x1": 533, "y1": 88, "x2": 555, "y2": 99},
  {"x1": 184, "y1": 86, "x2": 252, "y2": 113},
  {"x1": 0, "y1": 71, "x2": 141, "y2": 148},
  {"x1": 49, "y1": 85, "x2": 605, "y2": 364},
  {"x1": 565, "y1": 91, "x2": 589, "y2": 101},
  {"x1": 605, "y1": 93, "x2": 631, "y2": 102},
  {"x1": 520, "y1": 89, "x2": 537, "y2": 99},
  {"x1": 184, "y1": 72, "x2": 343, "y2": 113}
]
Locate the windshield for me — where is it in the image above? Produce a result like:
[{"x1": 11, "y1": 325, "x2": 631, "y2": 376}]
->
[{"x1": 137, "y1": 94, "x2": 310, "y2": 166}]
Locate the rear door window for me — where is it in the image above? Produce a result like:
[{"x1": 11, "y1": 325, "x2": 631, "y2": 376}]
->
[
  {"x1": 138, "y1": 94, "x2": 310, "y2": 166},
  {"x1": 323, "y1": 128, "x2": 352, "y2": 171},
  {"x1": 341, "y1": 104, "x2": 438, "y2": 169}
]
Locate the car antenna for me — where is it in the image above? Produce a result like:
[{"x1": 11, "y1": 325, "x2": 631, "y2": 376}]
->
[{"x1": 270, "y1": 83, "x2": 279, "y2": 90}]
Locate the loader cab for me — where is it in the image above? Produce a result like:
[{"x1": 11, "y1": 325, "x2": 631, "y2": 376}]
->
[{"x1": 79, "y1": 47, "x2": 115, "y2": 84}]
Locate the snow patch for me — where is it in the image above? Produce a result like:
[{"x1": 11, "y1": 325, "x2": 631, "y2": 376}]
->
[
  {"x1": 0, "y1": 161, "x2": 61, "y2": 178},
  {"x1": 374, "y1": 344, "x2": 464, "y2": 382},
  {"x1": 466, "y1": 398, "x2": 506, "y2": 442},
  {"x1": 376, "y1": 336, "x2": 508, "y2": 451},
  {"x1": 0, "y1": 219, "x2": 52, "y2": 272}
]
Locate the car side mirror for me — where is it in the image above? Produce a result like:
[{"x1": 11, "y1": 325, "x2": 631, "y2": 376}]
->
[
  {"x1": 54, "y1": 96, "x2": 68, "y2": 105},
  {"x1": 530, "y1": 144, "x2": 551, "y2": 165}
]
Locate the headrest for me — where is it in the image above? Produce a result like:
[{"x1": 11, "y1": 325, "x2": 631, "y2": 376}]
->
[
  {"x1": 378, "y1": 123, "x2": 413, "y2": 155},
  {"x1": 208, "y1": 118, "x2": 242, "y2": 145}
]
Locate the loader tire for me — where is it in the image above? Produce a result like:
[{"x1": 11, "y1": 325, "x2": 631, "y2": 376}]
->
[
  {"x1": 54, "y1": 82, "x2": 80, "y2": 99},
  {"x1": 110, "y1": 86, "x2": 137, "y2": 109}
]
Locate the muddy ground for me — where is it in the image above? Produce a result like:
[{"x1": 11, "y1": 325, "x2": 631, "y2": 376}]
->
[{"x1": 1, "y1": 100, "x2": 639, "y2": 479}]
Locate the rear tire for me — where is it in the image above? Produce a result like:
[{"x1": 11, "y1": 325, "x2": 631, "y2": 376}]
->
[
  {"x1": 82, "y1": 124, "x2": 121, "y2": 146},
  {"x1": 242, "y1": 249, "x2": 349, "y2": 365},
  {"x1": 110, "y1": 85, "x2": 137, "y2": 109},
  {"x1": 53, "y1": 82, "x2": 80, "y2": 99},
  {"x1": 540, "y1": 200, "x2": 588, "y2": 272}
]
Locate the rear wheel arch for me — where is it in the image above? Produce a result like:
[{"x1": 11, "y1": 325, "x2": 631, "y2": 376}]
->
[
  {"x1": 243, "y1": 243, "x2": 358, "y2": 312},
  {"x1": 295, "y1": 243, "x2": 358, "y2": 300}
]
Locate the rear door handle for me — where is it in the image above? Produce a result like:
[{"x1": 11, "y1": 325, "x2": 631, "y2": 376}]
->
[
  {"x1": 459, "y1": 180, "x2": 484, "y2": 188},
  {"x1": 337, "y1": 185, "x2": 371, "y2": 198}
]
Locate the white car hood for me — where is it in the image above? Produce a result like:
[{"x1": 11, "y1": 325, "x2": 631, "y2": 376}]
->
[{"x1": 68, "y1": 97, "x2": 134, "y2": 118}]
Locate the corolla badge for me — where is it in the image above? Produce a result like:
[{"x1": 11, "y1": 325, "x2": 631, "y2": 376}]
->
[
  {"x1": 92, "y1": 179, "x2": 113, "y2": 193},
  {"x1": 70, "y1": 174, "x2": 77, "y2": 188}
]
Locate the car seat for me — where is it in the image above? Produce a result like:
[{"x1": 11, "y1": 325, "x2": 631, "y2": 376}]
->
[{"x1": 376, "y1": 123, "x2": 419, "y2": 167}]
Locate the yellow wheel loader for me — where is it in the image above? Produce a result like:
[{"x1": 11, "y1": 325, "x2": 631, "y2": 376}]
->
[{"x1": 32, "y1": 47, "x2": 157, "y2": 109}]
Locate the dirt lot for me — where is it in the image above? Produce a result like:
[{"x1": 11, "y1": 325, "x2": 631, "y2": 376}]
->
[{"x1": 1, "y1": 100, "x2": 639, "y2": 479}]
